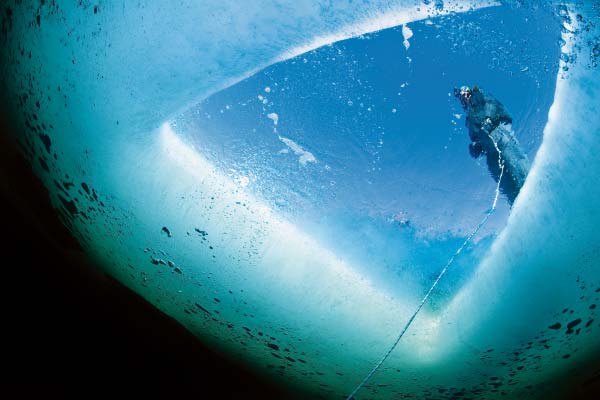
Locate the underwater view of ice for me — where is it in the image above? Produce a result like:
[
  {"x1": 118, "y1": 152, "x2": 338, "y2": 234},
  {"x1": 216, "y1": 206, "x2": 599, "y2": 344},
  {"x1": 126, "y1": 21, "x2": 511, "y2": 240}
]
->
[{"x1": 1, "y1": 0, "x2": 600, "y2": 398}]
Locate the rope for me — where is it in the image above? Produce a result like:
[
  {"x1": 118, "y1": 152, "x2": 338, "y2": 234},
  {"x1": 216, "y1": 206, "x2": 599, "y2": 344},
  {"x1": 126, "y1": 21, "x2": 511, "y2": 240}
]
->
[{"x1": 345, "y1": 132, "x2": 505, "y2": 400}]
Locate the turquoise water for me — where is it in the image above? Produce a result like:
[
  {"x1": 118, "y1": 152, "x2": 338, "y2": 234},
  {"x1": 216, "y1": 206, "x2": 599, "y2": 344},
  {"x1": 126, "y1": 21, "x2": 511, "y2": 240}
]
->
[{"x1": 1, "y1": 1, "x2": 599, "y2": 398}]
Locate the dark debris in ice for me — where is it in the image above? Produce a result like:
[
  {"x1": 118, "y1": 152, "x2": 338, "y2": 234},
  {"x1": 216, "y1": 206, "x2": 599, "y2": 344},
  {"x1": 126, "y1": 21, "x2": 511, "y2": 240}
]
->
[
  {"x1": 149, "y1": 255, "x2": 168, "y2": 266},
  {"x1": 567, "y1": 318, "x2": 582, "y2": 329},
  {"x1": 57, "y1": 194, "x2": 78, "y2": 215},
  {"x1": 194, "y1": 228, "x2": 208, "y2": 240},
  {"x1": 194, "y1": 302, "x2": 211, "y2": 315}
]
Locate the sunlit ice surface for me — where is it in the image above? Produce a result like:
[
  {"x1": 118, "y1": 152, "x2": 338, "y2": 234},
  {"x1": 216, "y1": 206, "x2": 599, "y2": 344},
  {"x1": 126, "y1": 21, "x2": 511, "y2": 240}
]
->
[{"x1": 2, "y1": 1, "x2": 600, "y2": 399}]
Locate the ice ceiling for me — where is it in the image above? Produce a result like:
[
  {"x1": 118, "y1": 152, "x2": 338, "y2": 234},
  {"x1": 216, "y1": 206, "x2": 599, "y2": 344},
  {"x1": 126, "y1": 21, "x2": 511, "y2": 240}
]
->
[{"x1": 1, "y1": 1, "x2": 600, "y2": 399}]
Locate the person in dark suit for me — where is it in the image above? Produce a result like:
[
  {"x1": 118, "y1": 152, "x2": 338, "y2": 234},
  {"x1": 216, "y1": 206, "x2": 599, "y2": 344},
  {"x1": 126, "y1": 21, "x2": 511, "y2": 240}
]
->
[{"x1": 454, "y1": 86, "x2": 530, "y2": 205}]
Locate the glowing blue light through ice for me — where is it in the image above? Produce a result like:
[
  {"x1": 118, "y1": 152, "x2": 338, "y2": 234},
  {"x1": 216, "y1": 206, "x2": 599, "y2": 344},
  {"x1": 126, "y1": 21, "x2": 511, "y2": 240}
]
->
[{"x1": 171, "y1": 4, "x2": 560, "y2": 307}]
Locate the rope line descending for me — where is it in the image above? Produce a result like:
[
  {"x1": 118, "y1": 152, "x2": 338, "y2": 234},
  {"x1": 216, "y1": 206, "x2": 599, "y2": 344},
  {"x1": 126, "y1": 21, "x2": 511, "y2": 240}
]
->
[{"x1": 346, "y1": 134, "x2": 505, "y2": 400}]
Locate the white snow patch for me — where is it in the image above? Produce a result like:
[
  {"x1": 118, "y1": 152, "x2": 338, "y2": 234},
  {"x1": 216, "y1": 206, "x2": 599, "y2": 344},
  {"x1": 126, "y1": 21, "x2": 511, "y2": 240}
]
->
[
  {"x1": 267, "y1": 112, "x2": 279, "y2": 125},
  {"x1": 402, "y1": 24, "x2": 413, "y2": 50},
  {"x1": 279, "y1": 136, "x2": 317, "y2": 165}
]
